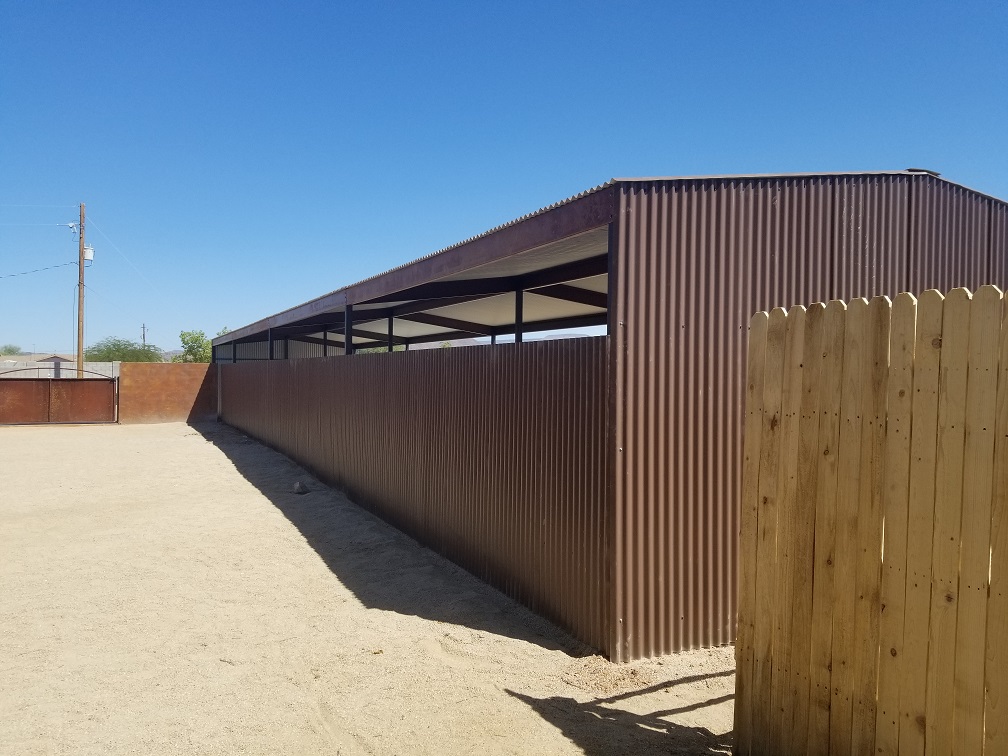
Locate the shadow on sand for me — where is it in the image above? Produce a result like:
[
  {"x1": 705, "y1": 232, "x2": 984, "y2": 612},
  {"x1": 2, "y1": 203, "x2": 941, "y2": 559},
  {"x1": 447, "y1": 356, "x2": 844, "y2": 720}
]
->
[
  {"x1": 194, "y1": 421, "x2": 589, "y2": 655},
  {"x1": 507, "y1": 671, "x2": 734, "y2": 755},
  {"x1": 195, "y1": 421, "x2": 734, "y2": 754}
]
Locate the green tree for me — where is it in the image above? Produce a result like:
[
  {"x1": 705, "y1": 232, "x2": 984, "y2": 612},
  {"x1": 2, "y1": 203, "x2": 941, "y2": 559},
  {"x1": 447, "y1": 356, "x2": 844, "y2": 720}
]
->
[
  {"x1": 0, "y1": 344, "x2": 22, "y2": 355},
  {"x1": 172, "y1": 328, "x2": 228, "y2": 363},
  {"x1": 355, "y1": 344, "x2": 406, "y2": 354},
  {"x1": 85, "y1": 337, "x2": 163, "y2": 362}
]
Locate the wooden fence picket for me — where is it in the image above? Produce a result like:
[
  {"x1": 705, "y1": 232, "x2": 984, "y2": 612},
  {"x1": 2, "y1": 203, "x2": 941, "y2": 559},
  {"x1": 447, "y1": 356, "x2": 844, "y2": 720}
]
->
[
  {"x1": 752, "y1": 307, "x2": 787, "y2": 755},
  {"x1": 899, "y1": 289, "x2": 944, "y2": 754},
  {"x1": 734, "y1": 311, "x2": 768, "y2": 756},
  {"x1": 830, "y1": 297, "x2": 868, "y2": 756},
  {"x1": 953, "y1": 285, "x2": 1001, "y2": 752},
  {"x1": 786, "y1": 302, "x2": 824, "y2": 754},
  {"x1": 771, "y1": 306, "x2": 805, "y2": 754},
  {"x1": 875, "y1": 292, "x2": 916, "y2": 754},
  {"x1": 986, "y1": 288, "x2": 1008, "y2": 754},
  {"x1": 807, "y1": 299, "x2": 846, "y2": 752},
  {"x1": 851, "y1": 296, "x2": 890, "y2": 754},
  {"x1": 927, "y1": 288, "x2": 971, "y2": 756}
]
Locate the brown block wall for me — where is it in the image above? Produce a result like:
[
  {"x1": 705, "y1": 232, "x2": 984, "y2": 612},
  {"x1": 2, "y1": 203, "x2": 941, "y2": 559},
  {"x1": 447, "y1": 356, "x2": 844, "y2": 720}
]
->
[{"x1": 118, "y1": 363, "x2": 217, "y2": 423}]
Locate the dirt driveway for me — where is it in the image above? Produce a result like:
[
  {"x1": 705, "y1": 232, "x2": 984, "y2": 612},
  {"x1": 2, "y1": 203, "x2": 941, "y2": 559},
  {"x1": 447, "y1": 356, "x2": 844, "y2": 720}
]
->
[{"x1": 0, "y1": 422, "x2": 734, "y2": 755}]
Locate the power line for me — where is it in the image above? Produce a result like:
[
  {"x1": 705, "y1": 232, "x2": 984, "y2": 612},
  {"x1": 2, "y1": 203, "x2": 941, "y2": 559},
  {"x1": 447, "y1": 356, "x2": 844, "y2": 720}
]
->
[
  {"x1": 87, "y1": 217, "x2": 159, "y2": 290},
  {"x1": 0, "y1": 260, "x2": 79, "y2": 279},
  {"x1": 0, "y1": 204, "x2": 77, "y2": 209}
]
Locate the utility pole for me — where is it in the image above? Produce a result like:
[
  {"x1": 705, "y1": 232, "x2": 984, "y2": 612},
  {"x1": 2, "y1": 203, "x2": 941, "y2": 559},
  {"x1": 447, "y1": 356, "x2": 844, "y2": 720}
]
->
[
  {"x1": 141, "y1": 323, "x2": 147, "y2": 346},
  {"x1": 77, "y1": 203, "x2": 85, "y2": 378}
]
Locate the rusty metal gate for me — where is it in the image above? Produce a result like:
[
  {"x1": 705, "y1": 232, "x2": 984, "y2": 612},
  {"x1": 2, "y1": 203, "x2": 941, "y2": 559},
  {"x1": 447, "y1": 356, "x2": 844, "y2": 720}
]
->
[{"x1": 0, "y1": 378, "x2": 117, "y2": 424}]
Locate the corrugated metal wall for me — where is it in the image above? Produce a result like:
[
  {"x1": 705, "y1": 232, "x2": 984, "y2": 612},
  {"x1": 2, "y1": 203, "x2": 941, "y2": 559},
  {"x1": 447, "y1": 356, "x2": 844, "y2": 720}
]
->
[
  {"x1": 832, "y1": 174, "x2": 908, "y2": 300},
  {"x1": 234, "y1": 341, "x2": 269, "y2": 361},
  {"x1": 220, "y1": 338, "x2": 611, "y2": 651},
  {"x1": 286, "y1": 339, "x2": 327, "y2": 359},
  {"x1": 610, "y1": 174, "x2": 1008, "y2": 661},
  {"x1": 908, "y1": 175, "x2": 993, "y2": 294},
  {"x1": 993, "y1": 200, "x2": 1008, "y2": 286},
  {"x1": 219, "y1": 338, "x2": 334, "y2": 361},
  {"x1": 611, "y1": 177, "x2": 838, "y2": 659}
]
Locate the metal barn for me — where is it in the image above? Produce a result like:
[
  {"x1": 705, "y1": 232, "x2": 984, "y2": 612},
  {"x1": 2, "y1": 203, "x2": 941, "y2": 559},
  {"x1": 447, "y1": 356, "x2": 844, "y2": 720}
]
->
[{"x1": 213, "y1": 170, "x2": 1008, "y2": 661}]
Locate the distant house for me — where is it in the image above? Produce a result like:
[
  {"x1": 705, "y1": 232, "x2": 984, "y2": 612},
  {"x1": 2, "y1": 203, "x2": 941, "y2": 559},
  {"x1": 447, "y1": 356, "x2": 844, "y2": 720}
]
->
[{"x1": 38, "y1": 355, "x2": 73, "y2": 378}]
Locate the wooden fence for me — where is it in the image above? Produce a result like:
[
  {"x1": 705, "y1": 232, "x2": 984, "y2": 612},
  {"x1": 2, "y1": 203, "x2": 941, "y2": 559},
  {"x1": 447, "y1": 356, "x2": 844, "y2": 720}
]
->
[{"x1": 734, "y1": 286, "x2": 1008, "y2": 755}]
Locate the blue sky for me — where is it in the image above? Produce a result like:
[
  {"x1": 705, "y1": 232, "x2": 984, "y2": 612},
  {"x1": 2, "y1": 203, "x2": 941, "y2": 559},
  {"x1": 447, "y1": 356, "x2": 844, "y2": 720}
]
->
[{"x1": 2, "y1": 1, "x2": 1006, "y2": 353}]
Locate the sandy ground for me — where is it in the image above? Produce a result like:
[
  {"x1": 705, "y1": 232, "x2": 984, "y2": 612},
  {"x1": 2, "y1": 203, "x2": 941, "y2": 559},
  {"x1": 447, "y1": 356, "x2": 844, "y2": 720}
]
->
[{"x1": 0, "y1": 422, "x2": 735, "y2": 755}]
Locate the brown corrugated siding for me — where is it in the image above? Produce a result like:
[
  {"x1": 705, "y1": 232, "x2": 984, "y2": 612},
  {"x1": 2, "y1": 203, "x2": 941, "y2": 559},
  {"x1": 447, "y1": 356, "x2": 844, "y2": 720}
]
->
[
  {"x1": 233, "y1": 341, "x2": 269, "y2": 361},
  {"x1": 832, "y1": 174, "x2": 908, "y2": 300},
  {"x1": 988, "y1": 197, "x2": 1008, "y2": 289},
  {"x1": 908, "y1": 176, "x2": 992, "y2": 293},
  {"x1": 612, "y1": 173, "x2": 1006, "y2": 661},
  {"x1": 286, "y1": 339, "x2": 327, "y2": 359},
  {"x1": 609, "y1": 174, "x2": 967, "y2": 660},
  {"x1": 220, "y1": 338, "x2": 611, "y2": 651}
]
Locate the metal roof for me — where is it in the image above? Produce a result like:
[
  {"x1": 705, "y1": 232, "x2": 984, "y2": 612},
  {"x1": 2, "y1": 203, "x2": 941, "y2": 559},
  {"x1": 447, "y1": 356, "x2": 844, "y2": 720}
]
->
[
  {"x1": 214, "y1": 170, "x2": 1000, "y2": 350},
  {"x1": 214, "y1": 180, "x2": 616, "y2": 347}
]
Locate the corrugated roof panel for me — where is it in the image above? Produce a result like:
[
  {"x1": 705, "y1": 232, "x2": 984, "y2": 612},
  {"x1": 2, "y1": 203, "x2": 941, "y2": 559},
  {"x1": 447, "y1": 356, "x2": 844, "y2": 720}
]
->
[
  {"x1": 341, "y1": 184, "x2": 615, "y2": 291},
  {"x1": 574, "y1": 274, "x2": 608, "y2": 294},
  {"x1": 436, "y1": 227, "x2": 608, "y2": 282}
]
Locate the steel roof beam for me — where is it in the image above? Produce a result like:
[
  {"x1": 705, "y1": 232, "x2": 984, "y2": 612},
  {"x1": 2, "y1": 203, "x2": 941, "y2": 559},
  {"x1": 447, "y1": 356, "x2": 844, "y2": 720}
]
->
[
  {"x1": 349, "y1": 327, "x2": 408, "y2": 346},
  {"x1": 503, "y1": 312, "x2": 608, "y2": 334},
  {"x1": 359, "y1": 254, "x2": 609, "y2": 306},
  {"x1": 287, "y1": 334, "x2": 346, "y2": 348},
  {"x1": 273, "y1": 319, "x2": 345, "y2": 337},
  {"x1": 397, "y1": 312, "x2": 495, "y2": 336},
  {"x1": 391, "y1": 293, "x2": 500, "y2": 317},
  {"x1": 364, "y1": 277, "x2": 515, "y2": 304},
  {"x1": 286, "y1": 311, "x2": 606, "y2": 350},
  {"x1": 517, "y1": 253, "x2": 609, "y2": 289},
  {"x1": 529, "y1": 283, "x2": 607, "y2": 310}
]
